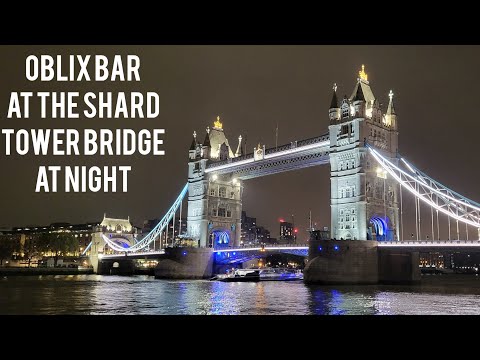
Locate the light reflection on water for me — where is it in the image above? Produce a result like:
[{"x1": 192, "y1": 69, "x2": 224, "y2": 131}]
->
[{"x1": 2, "y1": 275, "x2": 480, "y2": 315}]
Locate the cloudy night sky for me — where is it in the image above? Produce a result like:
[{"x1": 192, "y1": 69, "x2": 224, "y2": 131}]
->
[{"x1": 0, "y1": 45, "x2": 478, "y2": 240}]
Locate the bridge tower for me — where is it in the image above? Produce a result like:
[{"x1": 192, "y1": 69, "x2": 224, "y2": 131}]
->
[
  {"x1": 186, "y1": 117, "x2": 243, "y2": 248},
  {"x1": 328, "y1": 66, "x2": 400, "y2": 241}
]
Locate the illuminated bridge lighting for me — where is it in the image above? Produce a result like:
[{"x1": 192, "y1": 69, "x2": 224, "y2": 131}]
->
[
  {"x1": 378, "y1": 241, "x2": 480, "y2": 248},
  {"x1": 214, "y1": 245, "x2": 309, "y2": 253},
  {"x1": 102, "y1": 183, "x2": 188, "y2": 253},
  {"x1": 367, "y1": 145, "x2": 480, "y2": 228}
]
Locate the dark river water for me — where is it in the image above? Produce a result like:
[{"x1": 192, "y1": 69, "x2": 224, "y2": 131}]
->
[{"x1": 1, "y1": 275, "x2": 480, "y2": 315}]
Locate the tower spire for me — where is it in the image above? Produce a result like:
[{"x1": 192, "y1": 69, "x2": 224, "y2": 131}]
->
[
  {"x1": 387, "y1": 90, "x2": 396, "y2": 115},
  {"x1": 235, "y1": 135, "x2": 243, "y2": 157},
  {"x1": 330, "y1": 83, "x2": 339, "y2": 108},
  {"x1": 189, "y1": 131, "x2": 197, "y2": 150},
  {"x1": 358, "y1": 64, "x2": 368, "y2": 82},
  {"x1": 203, "y1": 128, "x2": 211, "y2": 147},
  {"x1": 213, "y1": 115, "x2": 223, "y2": 129}
]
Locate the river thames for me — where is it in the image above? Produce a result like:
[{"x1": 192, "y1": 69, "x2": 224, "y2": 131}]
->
[{"x1": 2, "y1": 275, "x2": 480, "y2": 315}]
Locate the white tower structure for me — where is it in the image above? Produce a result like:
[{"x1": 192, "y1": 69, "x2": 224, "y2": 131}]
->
[
  {"x1": 187, "y1": 116, "x2": 243, "y2": 248},
  {"x1": 329, "y1": 65, "x2": 400, "y2": 241}
]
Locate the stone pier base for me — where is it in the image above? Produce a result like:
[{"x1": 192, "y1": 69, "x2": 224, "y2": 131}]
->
[
  {"x1": 154, "y1": 247, "x2": 214, "y2": 279},
  {"x1": 97, "y1": 258, "x2": 135, "y2": 276},
  {"x1": 304, "y1": 240, "x2": 379, "y2": 284},
  {"x1": 304, "y1": 239, "x2": 421, "y2": 285},
  {"x1": 378, "y1": 249, "x2": 421, "y2": 284}
]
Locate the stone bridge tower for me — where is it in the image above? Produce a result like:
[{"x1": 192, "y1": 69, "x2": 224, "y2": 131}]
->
[
  {"x1": 328, "y1": 66, "x2": 400, "y2": 241},
  {"x1": 186, "y1": 117, "x2": 243, "y2": 248}
]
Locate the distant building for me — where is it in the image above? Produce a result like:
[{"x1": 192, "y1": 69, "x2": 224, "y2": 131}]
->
[
  {"x1": 241, "y1": 211, "x2": 257, "y2": 245},
  {"x1": 255, "y1": 226, "x2": 270, "y2": 244},
  {"x1": 0, "y1": 214, "x2": 139, "y2": 266},
  {"x1": 10, "y1": 221, "x2": 101, "y2": 257},
  {"x1": 279, "y1": 221, "x2": 294, "y2": 243}
]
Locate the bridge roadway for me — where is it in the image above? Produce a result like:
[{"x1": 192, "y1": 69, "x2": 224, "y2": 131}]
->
[
  {"x1": 204, "y1": 134, "x2": 330, "y2": 180},
  {"x1": 96, "y1": 240, "x2": 480, "y2": 263},
  {"x1": 100, "y1": 250, "x2": 165, "y2": 260}
]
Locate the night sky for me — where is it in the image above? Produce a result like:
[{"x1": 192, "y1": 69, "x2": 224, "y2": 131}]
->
[{"x1": 1, "y1": 45, "x2": 479, "y2": 240}]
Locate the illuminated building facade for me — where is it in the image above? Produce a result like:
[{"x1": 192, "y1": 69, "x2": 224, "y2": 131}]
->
[
  {"x1": 279, "y1": 221, "x2": 294, "y2": 243},
  {"x1": 329, "y1": 66, "x2": 400, "y2": 241},
  {"x1": 187, "y1": 117, "x2": 244, "y2": 247}
]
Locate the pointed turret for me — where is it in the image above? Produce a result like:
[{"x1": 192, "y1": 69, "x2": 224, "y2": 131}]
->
[
  {"x1": 350, "y1": 65, "x2": 375, "y2": 105},
  {"x1": 330, "y1": 84, "x2": 339, "y2": 108},
  {"x1": 235, "y1": 135, "x2": 243, "y2": 157},
  {"x1": 329, "y1": 83, "x2": 341, "y2": 122},
  {"x1": 352, "y1": 78, "x2": 366, "y2": 118},
  {"x1": 386, "y1": 90, "x2": 396, "y2": 115},
  {"x1": 189, "y1": 131, "x2": 198, "y2": 160},
  {"x1": 353, "y1": 82, "x2": 365, "y2": 102},
  {"x1": 203, "y1": 127, "x2": 211, "y2": 147},
  {"x1": 202, "y1": 127, "x2": 211, "y2": 159},
  {"x1": 384, "y1": 90, "x2": 397, "y2": 128},
  {"x1": 189, "y1": 131, "x2": 197, "y2": 150},
  {"x1": 207, "y1": 116, "x2": 235, "y2": 159}
]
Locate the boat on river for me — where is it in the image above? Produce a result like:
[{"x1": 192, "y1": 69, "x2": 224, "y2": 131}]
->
[
  {"x1": 215, "y1": 269, "x2": 260, "y2": 282},
  {"x1": 258, "y1": 268, "x2": 303, "y2": 281},
  {"x1": 212, "y1": 268, "x2": 303, "y2": 282}
]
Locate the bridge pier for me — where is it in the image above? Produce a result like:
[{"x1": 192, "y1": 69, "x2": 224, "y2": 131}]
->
[
  {"x1": 378, "y1": 249, "x2": 421, "y2": 284},
  {"x1": 97, "y1": 258, "x2": 136, "y2": 275},
  {"x1": 304, "y1": 239, "x2": 379, "y2": 284},
  {"x1": 304, "y1": 236, "x2": 420, "y2": 284},
  {"x1": 154, "y1": 247, "x2": 214, "y2": 279}
]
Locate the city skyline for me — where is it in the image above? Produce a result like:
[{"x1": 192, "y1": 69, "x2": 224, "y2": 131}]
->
[{"x1": 1, "y1": 46, "x2": 479, "y2": 240}]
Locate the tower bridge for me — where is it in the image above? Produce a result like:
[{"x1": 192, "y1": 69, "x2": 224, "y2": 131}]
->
[{"x1": 88, "y1": 65, "x2": 480, "y2": 283}]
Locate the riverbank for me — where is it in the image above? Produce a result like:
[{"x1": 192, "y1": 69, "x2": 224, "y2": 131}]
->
[{"x1": 0, "y1": 267, "x2": 94, "y2": 276}]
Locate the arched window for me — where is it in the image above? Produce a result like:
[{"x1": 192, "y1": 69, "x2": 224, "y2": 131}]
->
[
  {"x1": 210, "y1": 188, "x2": 216, "y2": 196},
  {"x1": 341, "y1": 104, "x2": 349, "y2": 118},
  {"x1": 219, "y1": 187, "x2": 226, "y2": 198}
]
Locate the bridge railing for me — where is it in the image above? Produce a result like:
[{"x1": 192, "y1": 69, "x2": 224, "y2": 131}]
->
[
  {"x1": 101, "y1": 250, "x2": 165, "y2": 258},
  {"x1": 379, "y1": 240, "x2": 480, "y2": 246}
]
